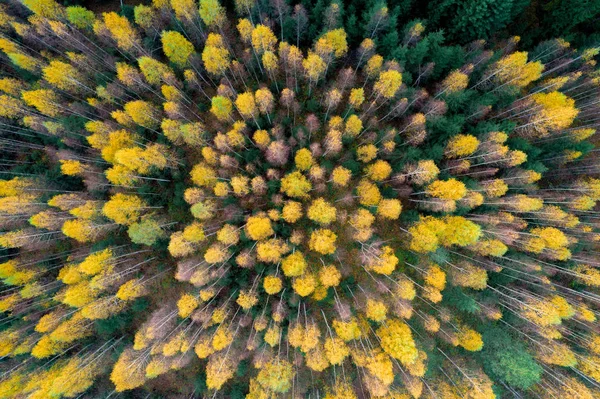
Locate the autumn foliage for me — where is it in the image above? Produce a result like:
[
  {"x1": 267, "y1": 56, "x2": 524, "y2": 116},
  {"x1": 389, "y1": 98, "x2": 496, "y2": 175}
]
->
[{"x1": 0, "y1": 1, "x2": 600, "y2": 398}]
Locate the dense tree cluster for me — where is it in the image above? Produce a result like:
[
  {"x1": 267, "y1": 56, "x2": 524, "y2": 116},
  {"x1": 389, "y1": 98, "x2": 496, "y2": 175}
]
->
[{"x1": 0, "y1": 0, "x2": 600, "y2": 398}]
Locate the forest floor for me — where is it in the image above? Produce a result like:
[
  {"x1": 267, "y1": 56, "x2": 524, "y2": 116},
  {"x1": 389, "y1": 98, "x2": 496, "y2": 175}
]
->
[{"x1": 79, "y1": 0, "x2": 144, "y2": 13}]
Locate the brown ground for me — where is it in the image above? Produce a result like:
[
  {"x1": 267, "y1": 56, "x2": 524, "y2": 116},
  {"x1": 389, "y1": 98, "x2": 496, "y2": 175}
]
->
[{"x1": 78, "y1": 0, "x2": 146, "y2": 13}]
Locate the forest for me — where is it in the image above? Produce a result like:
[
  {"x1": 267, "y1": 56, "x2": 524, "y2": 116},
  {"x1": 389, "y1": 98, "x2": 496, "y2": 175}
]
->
[{"x1": 0, "y1": 0, "x2": 599, "y2": 398}]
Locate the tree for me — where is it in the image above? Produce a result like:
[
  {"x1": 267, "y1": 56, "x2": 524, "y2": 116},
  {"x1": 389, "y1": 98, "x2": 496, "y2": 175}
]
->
[
  {"x1": 21, "y1": 89, "x2": 61, "y2": 117},
  {"x1": 128, "y1": 219, "x2": 164, "y2": 245},
  {"x1": 42, "y1": 61, "x2": 84, "y2": 92},
  {"x1": 480, "y1": 328, "x2": 542, "y2": 389},
  {"x1": 102, "y1": 193, "x2": 148, "y2": 225},
  {"x1": 124, "y1": 100, "x2": 160, "y2": 129},
  {"x1": 138, "y1": 56, "x2": 173, "y2": 85},
  {"x1": 199, "y1": 0, "x2": 226, "y2": 28},
  {"x1": 103, "y1": 12, "x2": 141, "y2": 52},
  {"x1": 66, "y1": 6, "x2": 96, "y2": 30},
  {"x1": 320, "y1": 28, "x2": 348, "y2": 58},
  {"x1": 206, "y1": 355, "x2": 235, "y2": 390},
  {"x1": 307, "y1": 198, "x2": 336, "y2": 225},
  {"x1": 280, "y1": 171, "x2": 312, "y2": 198},
  {"x1": 161, "y1": 31, "x2": 194, "y2": 66},
  {"x1": 235, "y1": 91, "x2": 257, "y2": 119},
  {"x1": 252, "y1": 25, "x2": 277, "y2": 54},
  {"x1": 426, "y1": 178, "x2": 467, "y2": 200},
  {"x1": 373, "y1": 70, "x2": 402, "y2": 99},
  {"x1": 376, "y1": 319, "x2": 417, "y2": 365},
  {"x1": 256, "y1": 360, "x2": 294, "y2": 393},
  {"x1": 309, "y1": 229, "x2": 337, "y2": 255},
  {"x1": 210, "y1": 95, "x2": 233, "y2": 121},
  {"x1": 489, "y1": 51, "x2": 543, "y2": 88},
  {"x1": 111, "y1": 349, "x2": 147, "y2": 392},
  {"x1": 245, "y1": 215, "x2": 274, "y2": 240},
  {"x1": 303, "y1": 52, "x2": 326, "y2": 84},
  {"x1": 426, "y1": 0, "x2": 528, "y2": 43},
  {"x1": 22, "y1": 0, "x2": 66, "y2": 19}
]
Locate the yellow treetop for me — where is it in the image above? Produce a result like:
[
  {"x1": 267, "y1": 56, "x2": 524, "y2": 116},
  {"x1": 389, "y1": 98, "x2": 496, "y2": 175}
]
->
[
  {"x1": 199, "y1": 0, "x2": 226, "y2": 27},
  {"x1": 307, "y1": 198, "x2": 337, "y2": 225},
  {"x1": 42, "y1": 60, "x2": 83, "y2": 92},
  {"x1": 212, "y1": 327, "x2": 234, "y2": 351},
  {"x1": 293, "y1": 273, "x2": 317, "y2": 297},
  {"x1": 79, "y1": 248, "x2": 113, "y2": 276},
  {"x1": 280, "y1": 171, "x2": 312, "y2": 198},
  {"x1": 424, "y1": 264, "x2": 446, "y2": 291},
  {"x1": 235, "y1": 91, "x2": 257, "y2": 118},
  {"x1": 356, "y1": 144, "x2": 378, "y2": 162},
  {"x1": 178, "y1": 293, "x2": 199, "y2": 318},
  {"x1": 282, "y1": 251, "x2": 307, "y2": 277},
  {"x1": 457, "y1": 327, "x2": 483, "y2": 351},
  {"x1": 376, "y1": 319, "x2": 418, "y2": 365},
  {"x1": 377, "y1": 199, "x2": 402, "y2": 220},
  {"x1": 324, "y1": 336, "x2": 349, "y2": 364},
  {"x1": 491, "y1": 51, "x2": 543, "y2": 87},
  {"x1": 190, "y1": 162, "x2": 217, "y2": 187},
  {"x1": 306, "y1": 347, "x2": 330, "y2": 371},
  {"x1": 331, "y1": 166, "x2": 352, "y2": 187},
  {"x1": 257, "y1": 239, "x2": 289, "y2": 262},
  {"x1": 110, "y1": 349, "x2": 147, "y2": 392},
  {"x1": 366, "y1": 160, "x2": 392, "y2": 182},
  {"x1": 374, "y1": 70, "x2": 402, "y2": 99},
  {"x1": 59, "y1": 160, "x2": 85, "y2": 176},
  {"x1": 366, "y1": 54, "x2": 383, "y2": 77},
  {"x1": 210, "y1": 96, "x2": 233, "y2": 121},
  {"x1": 123, "y1": 100, "x2": 160, "y2": 129},
  {"x1": 320, "y1": 29, "x2": 348, "y2": 58},
  {"x1": 531, "y1": 227, "x2": 569, "y2": 250},
  {"x1": 357, "y1": 179, "x2": 382, "y2": 206},
  {"x1": 263, "y1": 275, "x2": 283, "y2": 294},
  {"x1": 451, "y1": 263, "x2": 488, "y2": 290},
  {"x1": 294, "y1": 148, "x2": 313, "y2": 171},
  {"x1": 366, "y1": 299, "x2": 388, "y2": 322},
  {"x1": 245, "y1": 215, "x2": 274, "y2": 241},
  {"x1": 426, "y1": 178, "x2": 467, "y2": 200},
  {"x1": 216, "y1": 224, "x2": 239, "y2": 245},
  {"x1": 303, "y1": 52, "x2": 326, "y2": 82},
  {"x1": 349, "y1": 88, "x2": 365, "y2": 108},
  {"x1": 319, "y1": 264, "x2": 341, "y2": 287},
  {"x1": 22, "y1": 89, "x2": 60, "y2": 117},
  {"x1": 138, "y1": 56, "x2": 173, "y2": 85},
  {"x1": 103, "y1": 12, "x2": 140, "y2": 52},
  {"x1": 116, "y1": 279, "x2": 147, "y2": 301},
  {"x1": 205, "y1": 355, "x2": 235, "y2": 390},
  {"x1": 251, "y1": 25, "x2": 277, "y2": 54},
  {"x1": 161, "y1": 31, "x2": 194, "y2": 66},
  {"x1": 204, "y1": 243, "x2": 229, "y2": 264},
  {"x1": 61, "y1": 219, "x2": 97, "y2": 243},
  {"x1": 202, "y1": 41, "x2": 230, "y2": 76},
  {"x1": 282, "y1": 200, "x2": 303, "y2": 223},
  {"x1": 102, "y1": 193, "x2": 147, "y2": 225},
  {"x1": 237, "y1": 290, "x2": 258, "y2": 309},
  {"x1": 445, "y1": 134, "x2": 479, "y2": 158},
  {"x1": 262, "y1": 51, "x2": 278, "y2": 72},
  {"x1": 256, "y1": 360, "x2": 294, "y2": 393},
  {"x1": 332, "y1": 317, "x2": 362, "y2": 342},
  {"x1": 230, "y1": 175, "x2": 250, "y2": 196},
  {"x1": 309, "y1": 229, "x2": 337, "y2": 255},
  {"x1": 345, "y1": 114, "x2": 363, "y2": 137},
  {"x1": 530, "y1": 91, "x2": 578, "y2": 134},
  {"x1": 367, "y1": 246, "x2": 399, "y2": 275},
  {"x1": 255, "y1": 87, "x2": 274, "y2": 114},
  {"x1": 441, "y1": 70, "x2": 469, "y2": 93}
]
